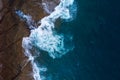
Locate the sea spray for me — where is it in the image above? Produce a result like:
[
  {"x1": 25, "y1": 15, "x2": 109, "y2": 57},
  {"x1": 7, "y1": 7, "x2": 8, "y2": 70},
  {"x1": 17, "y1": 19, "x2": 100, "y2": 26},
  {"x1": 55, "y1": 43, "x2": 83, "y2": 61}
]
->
[{"x1": 16, "y1": 0, "x2": 77, "y2": 80}]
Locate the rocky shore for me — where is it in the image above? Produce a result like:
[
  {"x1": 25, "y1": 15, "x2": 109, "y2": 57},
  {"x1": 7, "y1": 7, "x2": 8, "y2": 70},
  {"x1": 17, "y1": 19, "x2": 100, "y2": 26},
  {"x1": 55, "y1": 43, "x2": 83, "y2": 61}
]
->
[{"x1": 0, "y1": 0, "x2": 59, "y2": 80}]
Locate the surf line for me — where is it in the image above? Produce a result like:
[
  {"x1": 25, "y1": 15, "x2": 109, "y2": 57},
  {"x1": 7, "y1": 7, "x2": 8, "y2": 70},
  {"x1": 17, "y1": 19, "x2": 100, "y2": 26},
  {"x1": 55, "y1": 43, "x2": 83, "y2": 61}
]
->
[{"x1": 16, "y1": 0, "x2": 76, "y2": 80}]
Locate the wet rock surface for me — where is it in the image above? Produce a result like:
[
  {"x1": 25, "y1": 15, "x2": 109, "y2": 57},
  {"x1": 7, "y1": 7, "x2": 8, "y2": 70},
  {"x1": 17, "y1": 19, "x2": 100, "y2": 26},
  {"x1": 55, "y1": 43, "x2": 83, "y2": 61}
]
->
[{"x1": 0, "y1": 0, "x2": 59, "y2": 80}]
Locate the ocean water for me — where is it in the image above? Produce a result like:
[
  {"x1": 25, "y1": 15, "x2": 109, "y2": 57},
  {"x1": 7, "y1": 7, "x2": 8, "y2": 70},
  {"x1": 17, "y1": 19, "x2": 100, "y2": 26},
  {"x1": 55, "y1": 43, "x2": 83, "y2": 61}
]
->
[
  {"x1": 71, "y1": 0, "x2": 120, "y2": 80},
  {"x1": 16, "y1": 0, "x2": 120, "y2": 80}
]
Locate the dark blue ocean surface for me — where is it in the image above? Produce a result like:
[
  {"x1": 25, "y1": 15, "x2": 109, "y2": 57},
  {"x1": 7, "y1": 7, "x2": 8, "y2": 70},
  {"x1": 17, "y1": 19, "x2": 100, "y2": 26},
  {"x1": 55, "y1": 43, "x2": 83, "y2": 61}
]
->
[{"x1": 36, "y1": 0, "x2": 120, "y2": 80}]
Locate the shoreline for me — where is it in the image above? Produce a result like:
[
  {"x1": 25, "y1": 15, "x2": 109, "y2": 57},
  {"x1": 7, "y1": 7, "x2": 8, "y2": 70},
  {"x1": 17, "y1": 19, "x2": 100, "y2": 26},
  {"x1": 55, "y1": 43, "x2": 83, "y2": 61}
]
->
[{"x1": 0, "y1": 0, "x2": 60, "y2": 80}]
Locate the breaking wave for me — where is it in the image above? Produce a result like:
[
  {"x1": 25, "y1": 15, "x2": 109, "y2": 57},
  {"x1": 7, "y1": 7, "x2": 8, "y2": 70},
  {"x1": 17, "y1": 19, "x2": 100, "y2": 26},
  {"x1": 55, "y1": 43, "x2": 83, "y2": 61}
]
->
[{"x1": 16, "y1": 0, "x2": 77, "y2": 80}]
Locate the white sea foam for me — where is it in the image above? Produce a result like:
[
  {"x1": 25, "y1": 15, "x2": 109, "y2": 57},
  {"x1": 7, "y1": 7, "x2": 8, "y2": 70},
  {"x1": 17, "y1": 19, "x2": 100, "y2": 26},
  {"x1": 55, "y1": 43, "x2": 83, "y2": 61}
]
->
[
  {"x1": 29, "y1": 0, "x2": 76, "y2": 59},
  {"x1": 16, "y1": 0, "x2": 76, "y2": 80}
]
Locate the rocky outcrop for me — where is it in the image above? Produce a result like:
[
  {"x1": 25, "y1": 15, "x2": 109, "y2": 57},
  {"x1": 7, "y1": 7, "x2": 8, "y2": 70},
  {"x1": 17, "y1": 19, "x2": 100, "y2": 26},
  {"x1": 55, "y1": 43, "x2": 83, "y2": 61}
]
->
[{"x1": 0, "y1": 0, "x2": 60, "y2": 80}]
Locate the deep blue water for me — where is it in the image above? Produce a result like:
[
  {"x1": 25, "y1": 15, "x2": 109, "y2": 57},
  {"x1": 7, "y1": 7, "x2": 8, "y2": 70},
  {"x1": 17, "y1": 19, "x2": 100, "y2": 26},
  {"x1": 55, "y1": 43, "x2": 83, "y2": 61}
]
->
[{"x1": 36, "y1": 0, "x2": 120, "y2": 80}]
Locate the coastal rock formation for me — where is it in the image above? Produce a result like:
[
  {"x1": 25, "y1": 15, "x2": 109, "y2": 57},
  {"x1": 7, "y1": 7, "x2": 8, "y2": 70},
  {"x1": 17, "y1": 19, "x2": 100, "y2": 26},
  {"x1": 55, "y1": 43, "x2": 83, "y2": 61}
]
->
[{"x1": 0, "y1": 0, "x2": 59, "y2": 80}]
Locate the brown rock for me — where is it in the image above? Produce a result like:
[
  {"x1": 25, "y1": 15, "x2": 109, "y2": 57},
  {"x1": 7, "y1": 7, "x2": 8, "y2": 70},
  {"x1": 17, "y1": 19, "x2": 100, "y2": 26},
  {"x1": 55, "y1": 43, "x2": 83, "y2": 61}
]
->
[{"x1": 0, "y1": 0, "x2": 60, "y2": 80}]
